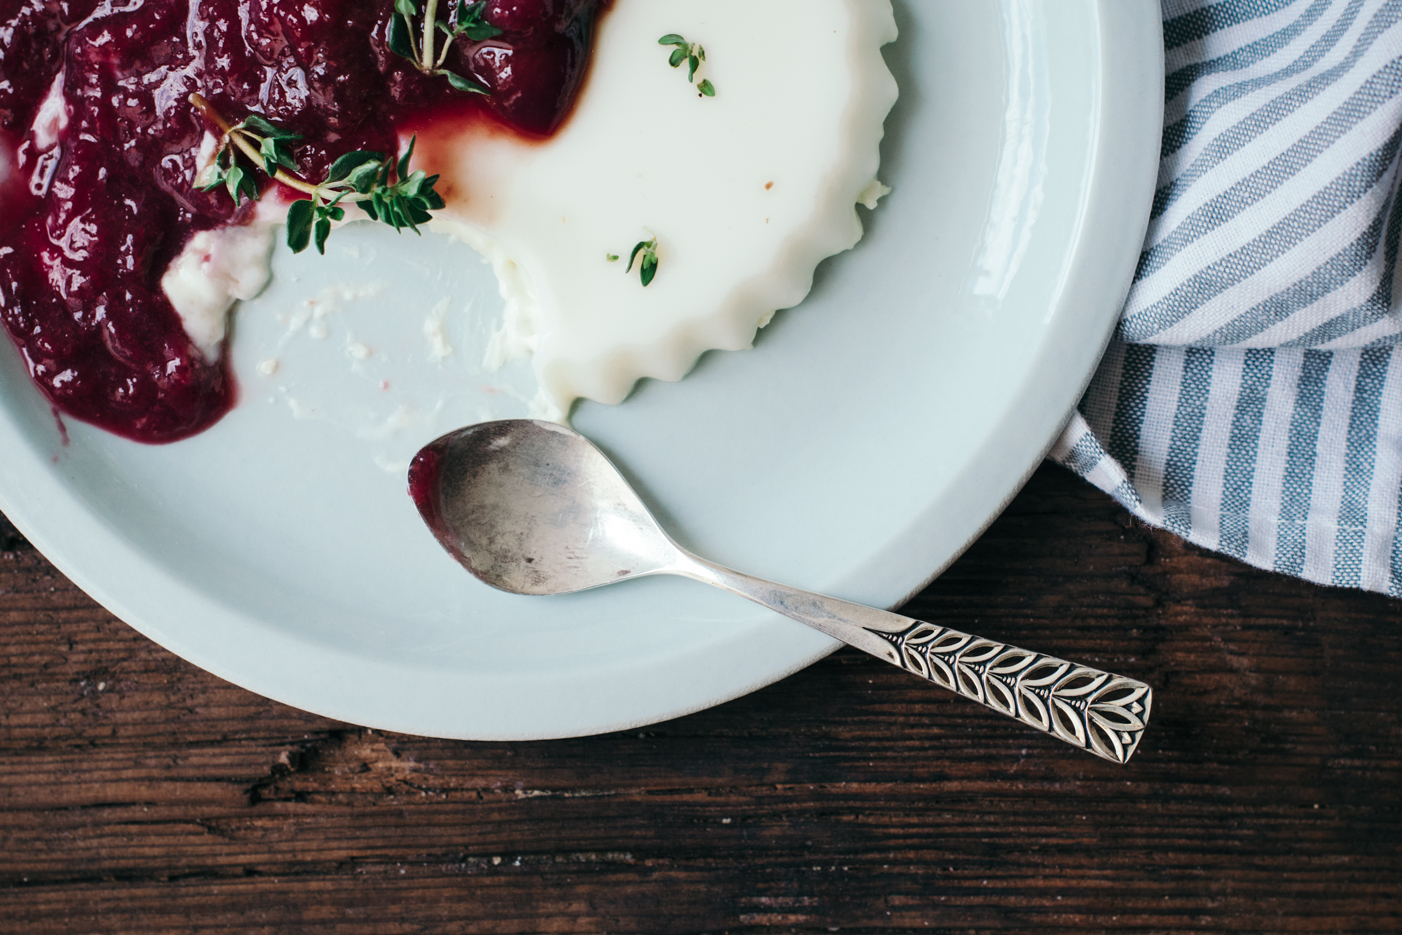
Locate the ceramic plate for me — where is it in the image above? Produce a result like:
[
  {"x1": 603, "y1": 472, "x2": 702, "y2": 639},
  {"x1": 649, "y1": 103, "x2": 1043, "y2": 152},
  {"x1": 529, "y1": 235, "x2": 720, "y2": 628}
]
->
[{"x1": 0, "y1": 0, "x2": 1162, "y2": 739}]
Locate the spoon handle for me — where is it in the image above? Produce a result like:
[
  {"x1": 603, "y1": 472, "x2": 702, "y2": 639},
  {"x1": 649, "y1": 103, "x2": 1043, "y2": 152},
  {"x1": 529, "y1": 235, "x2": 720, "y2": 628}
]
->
[{"x1": 681, "y1": 556, "x2": 1151, "y2": 764}]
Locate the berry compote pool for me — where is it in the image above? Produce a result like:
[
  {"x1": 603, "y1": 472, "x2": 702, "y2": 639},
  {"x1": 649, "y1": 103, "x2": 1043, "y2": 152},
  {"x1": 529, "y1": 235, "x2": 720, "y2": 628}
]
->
[{"x1": 0, "y1": 0, "x2": 604, "y2": 442}]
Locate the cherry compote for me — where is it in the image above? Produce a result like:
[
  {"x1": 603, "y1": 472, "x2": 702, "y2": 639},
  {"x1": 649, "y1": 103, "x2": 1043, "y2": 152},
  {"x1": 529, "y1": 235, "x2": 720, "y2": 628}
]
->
[{"x1": 0, "y1": 0, "x2": 603, "y2": 442}]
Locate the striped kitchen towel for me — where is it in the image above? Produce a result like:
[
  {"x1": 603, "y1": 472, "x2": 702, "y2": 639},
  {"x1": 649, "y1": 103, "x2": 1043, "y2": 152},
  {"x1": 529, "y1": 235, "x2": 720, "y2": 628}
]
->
[{"x1": 1051, "y1": 0, "x2": 1402, "y2": 595}]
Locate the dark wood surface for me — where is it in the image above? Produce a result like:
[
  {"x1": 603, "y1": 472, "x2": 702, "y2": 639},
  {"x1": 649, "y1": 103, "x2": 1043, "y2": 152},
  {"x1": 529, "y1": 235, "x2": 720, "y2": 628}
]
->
[{"x1": 0, "y1": 463, "x2": 1397, "y2": 934}]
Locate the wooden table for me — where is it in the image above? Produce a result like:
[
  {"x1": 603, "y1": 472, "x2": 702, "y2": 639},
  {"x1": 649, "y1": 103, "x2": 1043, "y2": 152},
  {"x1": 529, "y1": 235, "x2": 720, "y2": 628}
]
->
[{"x1": 0, "y1": 463, "x2": 1397, "y2": 933}]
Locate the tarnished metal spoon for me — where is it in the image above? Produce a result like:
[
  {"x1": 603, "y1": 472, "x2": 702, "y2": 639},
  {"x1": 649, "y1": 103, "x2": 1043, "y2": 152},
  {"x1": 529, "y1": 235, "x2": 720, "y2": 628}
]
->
[{"x1": 409, "y1": 419, "x2": 1152, "y2": 763}]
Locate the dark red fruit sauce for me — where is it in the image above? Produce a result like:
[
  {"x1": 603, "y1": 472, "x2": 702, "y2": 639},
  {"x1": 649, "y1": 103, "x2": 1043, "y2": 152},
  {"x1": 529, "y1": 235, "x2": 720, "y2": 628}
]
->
[{"x1": 0, "y1": 0, "x2": 603, "y2": 442}]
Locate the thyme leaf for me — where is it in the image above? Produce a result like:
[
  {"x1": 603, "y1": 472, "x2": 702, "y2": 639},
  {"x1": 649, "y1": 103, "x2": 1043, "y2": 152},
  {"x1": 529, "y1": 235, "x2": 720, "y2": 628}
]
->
[
  {"x1": 625, "y1": 237, "x2": 659, "y2": 287},
  {"x1": 658, "y1": 33, "x2": 714, "y2": 95}
]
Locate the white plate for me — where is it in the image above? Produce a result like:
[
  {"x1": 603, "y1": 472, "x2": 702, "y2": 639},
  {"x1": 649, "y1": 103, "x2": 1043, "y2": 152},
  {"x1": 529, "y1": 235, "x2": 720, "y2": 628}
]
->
[{"x1": 0, "y1": 0, "x2": 1162, "y2": 739}]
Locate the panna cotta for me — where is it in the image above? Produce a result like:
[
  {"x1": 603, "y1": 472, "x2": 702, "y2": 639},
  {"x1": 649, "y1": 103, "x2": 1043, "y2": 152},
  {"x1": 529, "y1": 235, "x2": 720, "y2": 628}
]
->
[{"x1": 423, "y1": 0, "x2": 899, "y2": 419}]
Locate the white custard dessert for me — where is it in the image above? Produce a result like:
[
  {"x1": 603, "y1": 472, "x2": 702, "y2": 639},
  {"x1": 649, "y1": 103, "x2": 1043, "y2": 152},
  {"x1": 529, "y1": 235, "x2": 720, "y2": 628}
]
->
[
  {"x1": 421, "y1": 0, "x2": 899, "y2": 418},
  {"x1": 161, "y1": 0, "x2": 899, "y2": 424}
]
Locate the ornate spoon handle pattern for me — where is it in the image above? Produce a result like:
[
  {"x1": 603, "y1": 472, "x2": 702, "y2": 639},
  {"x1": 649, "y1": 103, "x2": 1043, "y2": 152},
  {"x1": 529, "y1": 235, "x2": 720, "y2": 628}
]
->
[
  {"x1": 685, "y1": 557, "x2": 1152, "y2": 764},
  {"x1": 874, "y1": 620, "x2": 1152, "y2": 764}
]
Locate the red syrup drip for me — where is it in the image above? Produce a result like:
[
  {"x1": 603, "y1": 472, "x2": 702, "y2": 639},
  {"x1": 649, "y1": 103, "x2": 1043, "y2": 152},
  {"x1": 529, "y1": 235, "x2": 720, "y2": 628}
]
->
[
  {"x1": 406, "y1": 440, "x2": 448, "y2": 546},
  {"x1": 0, "y1": 0, "x2": 604, "y2": 443}
]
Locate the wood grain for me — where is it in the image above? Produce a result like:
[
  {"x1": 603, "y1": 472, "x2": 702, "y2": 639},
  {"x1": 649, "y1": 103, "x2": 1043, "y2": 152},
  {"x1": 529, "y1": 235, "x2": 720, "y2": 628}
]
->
[{"x1": 0, "y1": 465, "x2": 1398, "y2": 934}]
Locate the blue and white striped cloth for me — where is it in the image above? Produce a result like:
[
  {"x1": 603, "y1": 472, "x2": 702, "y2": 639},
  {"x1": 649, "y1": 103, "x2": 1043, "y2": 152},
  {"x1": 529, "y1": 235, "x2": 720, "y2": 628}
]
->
[{"x1": 1051, "y1": 0, "x2": 1402, "y2": 595}]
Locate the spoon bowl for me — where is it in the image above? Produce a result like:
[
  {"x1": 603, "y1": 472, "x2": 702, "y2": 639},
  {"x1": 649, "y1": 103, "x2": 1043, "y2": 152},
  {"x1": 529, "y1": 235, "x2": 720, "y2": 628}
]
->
[{"x1": 409, "y1": 419, "x2": 681, "y2": 595}]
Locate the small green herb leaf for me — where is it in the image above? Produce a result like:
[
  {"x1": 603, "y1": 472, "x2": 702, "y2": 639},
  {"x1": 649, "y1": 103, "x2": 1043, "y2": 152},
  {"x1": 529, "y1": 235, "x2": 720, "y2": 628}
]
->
[
  {"x1": 259, "y1": 142, "x2": 279, "y2": 176},
  {"x1": 388, "y1": 12, "x2": 416, "y2": 60},
  {"x1": 425, "y1": 179, "x2": 446, "y2": 210},
  {"x1": 195, "y1": 164, "x2": 222, "y2": 191},
  {"x1": 457, "y1": 21, "x2": 500, "y2": 40},
  {"x1": 286, "y1": 199, "x2": 314, "y2": 253},
  {"x1": 443, "y1": 70, "x2": 489, "y2": 95},
  {"x1": 195, "y1": 137, "x2": 259, "y2": 204},
  {"x1": 455, "y1": 0, "x2": 503, "y2": 40},
  {"x1": 224, "y1": 164, "x2": 260, "y2": 205},
  {"x1": 259, "y1": 135, "x2": 297, "y2": 176},
  {"x1": 239, "y1": 116, "x2": 300, "y2": 146},
  {"x1": 625, "y1": 237, "x2": 659, "y2": 286},
  {"x1": 345, "y1": 160, "x2": 383, "y2": 193},
  {"x1": 397, "y1": 135, "x2": 417, "y2": 181},
  {"x1": 606, "y1": 253, "x2": 619, "y2": 262},
  {"x1": 659, "y1": 34, "x2": 715, "y2": 96},
  {"x1": 196, "y1": 144, "x2": 232, "y2": 191},
  {"x1": 314, "y1": 216, "x2": 332, "y2": 254},
  {"x1": 326, "y1": 150, "x2": 383, "y2": 184}
]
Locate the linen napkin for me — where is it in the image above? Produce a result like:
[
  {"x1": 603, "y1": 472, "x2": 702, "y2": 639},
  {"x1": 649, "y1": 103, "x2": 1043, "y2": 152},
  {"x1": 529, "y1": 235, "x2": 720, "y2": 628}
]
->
[{"x1": 1051, "y1": 0, "x2": 1402, "y2": 595}]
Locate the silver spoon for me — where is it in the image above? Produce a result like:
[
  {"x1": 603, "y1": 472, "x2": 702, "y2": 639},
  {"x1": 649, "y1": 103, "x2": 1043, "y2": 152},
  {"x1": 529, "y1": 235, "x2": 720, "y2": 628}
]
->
[{"x1": 409, "y1": 419, "x2": 1152, "y2": 763}]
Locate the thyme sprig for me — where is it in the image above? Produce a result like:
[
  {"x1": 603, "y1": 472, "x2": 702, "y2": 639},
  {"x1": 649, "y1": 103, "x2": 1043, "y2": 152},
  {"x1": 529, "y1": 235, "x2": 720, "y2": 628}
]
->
[
  {"x1": 626, "y1": 237, "x2": 659, "y2": 286},
  {"x1": 658, "y1": 34, "x2": 715, "y2": 96},
  {"x1": 191, "y1": 94, "x2": 445, "y2": 255},
  {"x1": 194, "y1": 112, "x2": 299, "y2": 206},
  {"x1": 389, "y1": 0, "x2": 500, "y2": 94}
]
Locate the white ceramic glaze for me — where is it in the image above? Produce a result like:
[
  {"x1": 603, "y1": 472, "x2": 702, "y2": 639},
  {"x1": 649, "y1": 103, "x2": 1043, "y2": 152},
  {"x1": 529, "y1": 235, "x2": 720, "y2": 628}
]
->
[{"x1": 0, "y1": 0, "x2": 1163, "y2": 739}]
